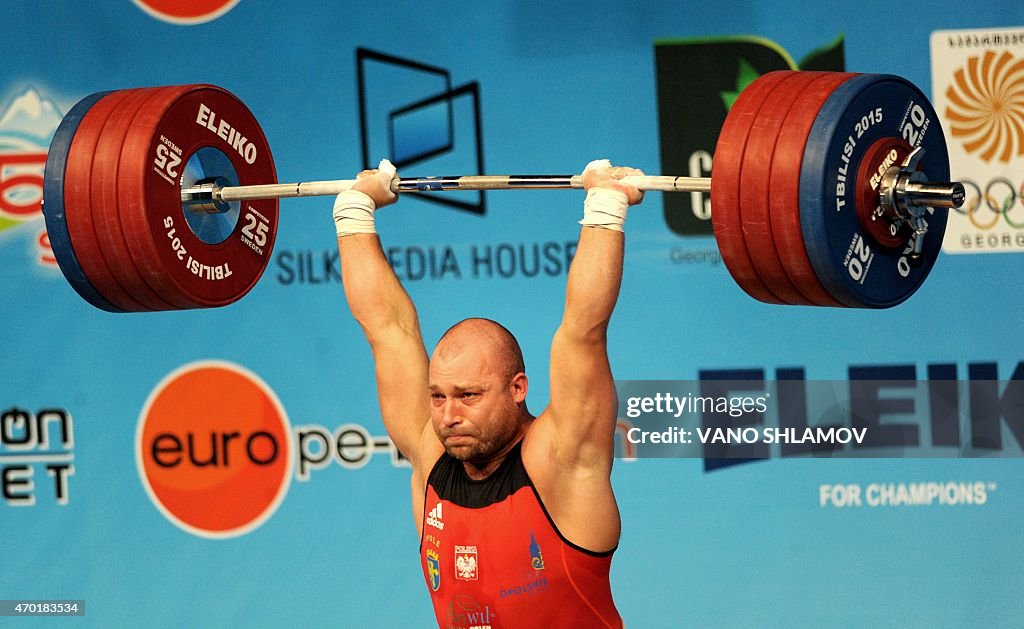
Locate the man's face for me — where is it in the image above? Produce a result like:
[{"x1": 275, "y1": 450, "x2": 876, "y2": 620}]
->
[{"x1": 428, "y1": 343, "x2": 523, "y2": 462}]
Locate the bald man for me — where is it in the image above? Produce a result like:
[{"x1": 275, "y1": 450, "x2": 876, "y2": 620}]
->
[{"x1": 334, "y1": 159, "x2": 643, "y2": 628}]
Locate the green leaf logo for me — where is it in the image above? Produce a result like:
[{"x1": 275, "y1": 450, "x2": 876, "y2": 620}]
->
[
  {"x1": 720, "y1": 58, "x2": 762, "y2": 111},
  {"x1": 718, "y1": 34, "x2": 845, "y2": 112}
]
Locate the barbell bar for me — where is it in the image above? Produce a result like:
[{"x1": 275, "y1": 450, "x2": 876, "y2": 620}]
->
[
  {"x1": 42, "y1": 71, "x2": 964, "y2": 313},
  {"x1": 179, "y1": 175, "x2": 712, "y2": 214},
  {"x1": 181, "y1": 171, "x2": 959, "y2": 206}
]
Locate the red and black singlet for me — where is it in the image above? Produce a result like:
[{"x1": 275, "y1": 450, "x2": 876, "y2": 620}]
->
[{"x1": 420, "y1": 441, "x2": 622, "y2": 628}]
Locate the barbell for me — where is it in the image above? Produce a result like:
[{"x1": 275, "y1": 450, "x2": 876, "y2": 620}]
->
[{"x1": 42, "y1": 70, "x2": 964, "y2": 313}]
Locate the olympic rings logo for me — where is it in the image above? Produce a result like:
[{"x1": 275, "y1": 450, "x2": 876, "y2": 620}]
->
[{"x1": 955, "y1": 177, "x2": 1024, "y2": 230}]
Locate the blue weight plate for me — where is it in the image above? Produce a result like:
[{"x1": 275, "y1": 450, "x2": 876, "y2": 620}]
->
[
  {"x1": 42, "y1": 91, "x2": 122, "y2": 312},
  {"x1": 799, "y1": 74, "x2": 949, "y2": 308}
]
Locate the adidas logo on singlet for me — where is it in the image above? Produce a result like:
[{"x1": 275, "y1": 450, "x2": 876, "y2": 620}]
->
[{"x1": 427, "y1": 502, "x2": 445, "y2": 530}]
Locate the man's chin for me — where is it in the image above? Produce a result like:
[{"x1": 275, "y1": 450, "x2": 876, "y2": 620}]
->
[{"x1": 444, "y1": 443, "x2": 479, "y2": 461}]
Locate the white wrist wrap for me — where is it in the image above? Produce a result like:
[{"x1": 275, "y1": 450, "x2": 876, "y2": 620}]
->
[
  {"x1": 333, "y1": 190, "x2": 377, "y2": 236},
  {"x1": 580, "y1": 187, "x2": 629, "y2": 231}
]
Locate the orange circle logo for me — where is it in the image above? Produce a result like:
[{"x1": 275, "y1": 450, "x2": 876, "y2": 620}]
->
[
  {"x1": 945, "y1": 50, "x2": 1024, "y2": 164},
  {"x1": 132, "y1": 0, "x2": 240, "y2": 24},
  {"x1": 136, "y1": 361, "x2": 292, "y2": 538}
]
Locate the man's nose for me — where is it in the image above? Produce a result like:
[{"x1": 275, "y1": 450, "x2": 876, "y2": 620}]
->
[{"x1": 441, "y1": 400, "x2": 462, "y2": 427}]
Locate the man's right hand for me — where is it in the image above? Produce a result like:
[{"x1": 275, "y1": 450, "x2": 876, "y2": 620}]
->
[
  {"x1": 580, "y1": 159, "x2": 645, "y2": 206},
  {"x1": 334, "y1": 159, "x2": 398, "y2": 236},
  {"x1": 352, "y1": 158, "x2": 399, "y2": 209}
]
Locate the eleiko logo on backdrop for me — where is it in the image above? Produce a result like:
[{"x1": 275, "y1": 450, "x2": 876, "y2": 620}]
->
[
  {"x1": 0, "y1": 86, "x2": 62, "y2": 268},
  {"x1": 131, "y1": 0, "x2": 240, "y2": 24},
  {"x1": 653, "y1": 35, "x2": 845, "y2": 267},
  {"x1": 136, "y1": 361, "x2": 293, "y2": 538}
]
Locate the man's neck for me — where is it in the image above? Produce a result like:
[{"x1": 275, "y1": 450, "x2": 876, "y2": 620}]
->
[{"x1": 462, "y1": 415, "x2": 531, "y2": 480}]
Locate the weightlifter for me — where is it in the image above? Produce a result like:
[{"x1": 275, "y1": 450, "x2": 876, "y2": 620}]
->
[{"x1": 334, "y1": 158, "x2": 643, "y2": 628}]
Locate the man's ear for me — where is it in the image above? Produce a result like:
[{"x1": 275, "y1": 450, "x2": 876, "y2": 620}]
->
[{"x1": 510, "y1": 372, "x2": 528, "y2": 404}]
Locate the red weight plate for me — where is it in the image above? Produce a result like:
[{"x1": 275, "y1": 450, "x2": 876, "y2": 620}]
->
[
  {"x1": 740, "y1": 71, "x2": 827, "y2": 305},
  {"x1": 854, "y1": 137, "x2": 913, "y2": 249},
  {"x1": 117, "y1": 85, "x2": 202, "y2": 309},
  {"x1": 711, "y1": 71, "x2": 793, "y2": 305},
  {"x1": 92, "y1": 87, "x2": 180, "y2": 311},
  {"x1": 769, "y1": 72, "x2": 857, "y2": 308},
  {"x1": 119, "y1": 85, "x2": 278, "y2": 308},
  {"x1": 64, "y1": 90, "x2": 152, "y2": 312}
]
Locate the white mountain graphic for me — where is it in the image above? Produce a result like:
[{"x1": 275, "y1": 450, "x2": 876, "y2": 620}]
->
[{"x1": 0, "y1": 88, "x2": 64, "y2": 145}]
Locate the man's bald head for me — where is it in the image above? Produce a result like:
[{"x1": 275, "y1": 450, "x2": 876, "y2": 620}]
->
[{"x1": 433, "y1": 318, "x2": 526, "y2": 381}]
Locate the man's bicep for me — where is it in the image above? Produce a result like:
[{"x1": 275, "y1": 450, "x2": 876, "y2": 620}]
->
[
  {"x1": 371, "y1": 333, "x2": 432, "y2": 463},
  {"x1": 547, "y1": 328, "x2": 617, "y2": 447}
]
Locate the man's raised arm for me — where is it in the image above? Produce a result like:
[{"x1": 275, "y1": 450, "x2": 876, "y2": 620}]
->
[
  {"x1": 335, "y1": 161, "x2": 431, "y2": 468},
  {"x1": 547, "y1": 161, "x2": 644, "y2": 467}
]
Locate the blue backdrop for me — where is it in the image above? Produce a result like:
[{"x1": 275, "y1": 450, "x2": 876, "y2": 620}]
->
[{"x1": 2, "y1": 1, "x2": 1022, "y2": 626}]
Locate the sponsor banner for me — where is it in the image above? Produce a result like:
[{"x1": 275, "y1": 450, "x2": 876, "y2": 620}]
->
[{"x1": 931, "y1": 27, "x2": 1024, "y2": 254}]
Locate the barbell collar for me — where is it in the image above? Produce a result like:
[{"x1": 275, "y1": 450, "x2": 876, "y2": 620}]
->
[
  {"x1": 900, "y1": 180, "x2": 966, "y2": 210},
  {"x1": 180, "y1": 177, "x2": 233, "y2": 214},
  {"x1": 871, "y1": 147, "x2": 963, "y2": 261}
]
